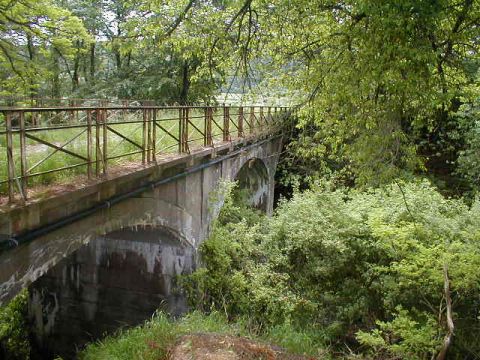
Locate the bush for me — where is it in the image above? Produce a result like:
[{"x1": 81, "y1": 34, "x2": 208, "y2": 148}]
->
[
  {"x1": 184, "y1": 180, "x2": 480, "y2": 358},
  {"x1": 0, "y1": 290, "x2": 31, "y2": 360}
]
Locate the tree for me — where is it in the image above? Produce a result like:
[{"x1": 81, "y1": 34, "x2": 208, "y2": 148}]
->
[
  {"x1": 253, "y1": 0, "x2": 480, "y2": 187},
  {"x1": 0, "y1": 0, "x2": 91, "y2": 99}
]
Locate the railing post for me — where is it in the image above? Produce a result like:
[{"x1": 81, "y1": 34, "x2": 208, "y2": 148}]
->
[
  {"x1": 6, "y1": 112, "x2": 14, "y2": 202},
  {"x1": 223, "y1": 105, "x2": 230, "y2": 141},
  {"x1": 142, "y1": 108, "x2": 147, "y2": 164},
  {"x1": 87, "y1": 109, "x2": 92, "y2": 179},
  {"x1": 102, "y1": 106, "x2": 108, "y2": 175},
  {"x1": 32, "y1": 104, "x2": 38, "y2": 126},
  {"x1": 19, "y1": 111, "x2": 27, "y2": 200},
  {"x1": 178, "y1": 108, "x2": 183, "y2": 153},
  {"x1": 122, "y1": 100, "x2": 128, "y2": 119},
  {"x1": 152, "y1": 108, "x2": 157, "y2": 162},
  {"x1": 69, "y1": 100, "x2": 74, "y2": 123},
  {"x1": 95, "y1": 108, "x2": 100, "y2": 177},
  {"x1": 179, "y1": 107, "x2": 189, "y2": 153},
  {"x1": 259, "y1": 107, "x2": 265, "y2": 129},
  {"x1": 238, "y1": 106, "x2": 244, "y2": 137},
  {"x1": 148, "y1": 107, "x2": 153, "y2": 163},
  {"x1": 249, "y1": 106, "x2": 255, "y2": 134},
  {"x1": 204, "y1": 107, "x2": 213, "y2": 146},
  {"x1": 184, "y1": 107, "x2": 189, "y2": 153}
]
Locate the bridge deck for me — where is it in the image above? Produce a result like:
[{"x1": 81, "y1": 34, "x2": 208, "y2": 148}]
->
[{"x1": 0, "y1": 104, "x2": 288, "y2": 204}]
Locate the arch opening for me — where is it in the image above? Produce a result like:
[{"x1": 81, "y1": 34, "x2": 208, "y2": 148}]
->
[
  {"x1": 28, "y1": 225, "x2": 195, "y2": 359},
  {"x1": 234, "y1": 158, "x2": 270, "y2": 212}
]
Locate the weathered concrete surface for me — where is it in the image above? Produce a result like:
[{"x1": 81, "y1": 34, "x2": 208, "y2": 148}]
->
[
  {"x1": 235, "y1": 158, "x2": 270, "y2": 212},
  {"x1": 29, "y1": 226, "x2": 195, "y2": 358},
  {"x1": 0, "y1": 135, "x2": 282, "y2": 305}
]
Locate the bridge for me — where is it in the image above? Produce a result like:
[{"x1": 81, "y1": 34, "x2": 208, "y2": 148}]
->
[{"x1": 0, "y1": 101, "x2": 290, "y2": 357}]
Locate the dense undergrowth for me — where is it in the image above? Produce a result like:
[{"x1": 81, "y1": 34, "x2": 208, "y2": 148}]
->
[
  {"x1": 181, "y1": 181, "x2": 480, "y2": 359},
  {"x1": 2, "y1": 179, "x2": 479, "y2": 359}
]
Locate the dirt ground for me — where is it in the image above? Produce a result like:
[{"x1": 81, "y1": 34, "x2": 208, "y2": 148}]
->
[{"x1": 167, "y1": 333, "x2": 316, "y2": 360}]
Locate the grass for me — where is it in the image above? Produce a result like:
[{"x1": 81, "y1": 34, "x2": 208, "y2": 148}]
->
[
  {"x1": 79, "y1": 311, "x2": 246, "y2": 360},
  {"x1": 0, "y1": 108, "x2": 230, "y2": 196},
  {"x1": 79, "y1": 311, "x2": 329, "y2": 360}
]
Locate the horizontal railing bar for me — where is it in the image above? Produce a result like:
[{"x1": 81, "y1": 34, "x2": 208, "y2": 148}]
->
[
  {"x1": 1, "y1": 124, "x2": 87, "y2": 133},
  {"x1": 27, "y1": 161, "x2": 90, "y2": 179},
  {"x1": 106, "y1": 149, "x2": 144, "y2": 161},
  {"x1": 0, "y1": 105, "x2": 289, "y2": 112},
  {"x1": 0, "y1": 116, "x2": 229, "y2": 133}
]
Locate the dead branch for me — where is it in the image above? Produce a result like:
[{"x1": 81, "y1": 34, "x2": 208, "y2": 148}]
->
[{"x1": 436, "y1": 263, "x2": 454, "y2": 360}]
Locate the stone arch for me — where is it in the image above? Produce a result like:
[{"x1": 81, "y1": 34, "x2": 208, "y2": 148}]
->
[
  {"x1": 29, "y1": 222, "x2": 196, "y2": 358},
  {"x1": 233, "y1": 157, "x2": 270, "y2": 212}
]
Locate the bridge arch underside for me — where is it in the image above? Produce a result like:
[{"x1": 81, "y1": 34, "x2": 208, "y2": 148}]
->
[
  {"x1": 29, "y1": 224, "x2": 195, "y2": 358},
  {"x1": 234, "y1": 158, "x2": 270, "y2": 212}
]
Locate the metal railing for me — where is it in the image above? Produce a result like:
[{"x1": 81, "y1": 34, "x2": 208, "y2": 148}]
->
[{"x1": 0, "y1": 103, "x2": 289, "y2": 202}]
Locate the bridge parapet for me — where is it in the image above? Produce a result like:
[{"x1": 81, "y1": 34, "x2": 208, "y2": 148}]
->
[{"x1": 0, "y1": 103, "x2": 289, "y2": 203}]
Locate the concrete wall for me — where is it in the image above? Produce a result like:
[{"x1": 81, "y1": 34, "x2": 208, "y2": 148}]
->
[
  {"x1": 29, "y1": 226, "x2": 195, "y2": 358},
  {"x1": 235, "y1": 158, "x2": 271, "y2": 212}
]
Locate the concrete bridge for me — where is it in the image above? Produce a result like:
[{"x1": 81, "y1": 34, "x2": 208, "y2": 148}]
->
[{"x1": 0, "y1": 102, "x2": 288, "y2": 357}]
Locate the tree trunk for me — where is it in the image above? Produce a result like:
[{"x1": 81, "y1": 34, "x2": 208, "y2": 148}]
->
[
  {"x1": 89, "y1": 42, "x2": 96, "y2": 85},
  {"x1": 180, "y1": 60, "x2": 190, "y2": 105},
  {"x1": 52, "y1": 49, "x2": 61, "y2": 99},
  {"x1": 26, "y1": 34, "x2": 38, "y2": 102},
  {"x1": 72, "y1": 49, "x2": 80, "y2": 93},
  {"x1": 115, "y1": 48, "x2": 122, "y2": 71}
]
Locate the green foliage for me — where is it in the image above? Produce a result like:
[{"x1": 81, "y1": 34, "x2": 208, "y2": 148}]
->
[
  {"x1": 0, "y1": 290, "x2": 31, "y2": 360},
  {"x1": 257, "y1": 0, "x2": 480, "y2": 187},
  {"x1": 455, "y1": 76, "x2": 480, "y2": 196},
  {"x1": 0, "y1": 0, "x2": 91, "y2": 96},
  {"x1": 356, "y1": 308, "x2": 439, "y2": 359},
  {"x1": 185, "y1": 180, "x2": 480, "y2": 358}
]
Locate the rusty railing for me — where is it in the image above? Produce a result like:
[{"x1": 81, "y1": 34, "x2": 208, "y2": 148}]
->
[{"x1": 0, "y1": 103, "x2": 289, "y2": 202}]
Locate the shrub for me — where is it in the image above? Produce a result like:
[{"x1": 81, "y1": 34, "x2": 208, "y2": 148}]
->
[
  {"x1": 0, "y1": 290, "x2": 31, "y2": 360},
  {"x1": 184, "y1": 180, "x2": 480, "y2": 358}
]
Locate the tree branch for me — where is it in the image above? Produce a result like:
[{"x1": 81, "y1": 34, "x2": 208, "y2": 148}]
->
[
  {"x1": 436, "y1": 263, "x2": 454, "y2": 360},
  {"x1": 161, "y1": 0, "x2": 195, "y2": 39}
]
